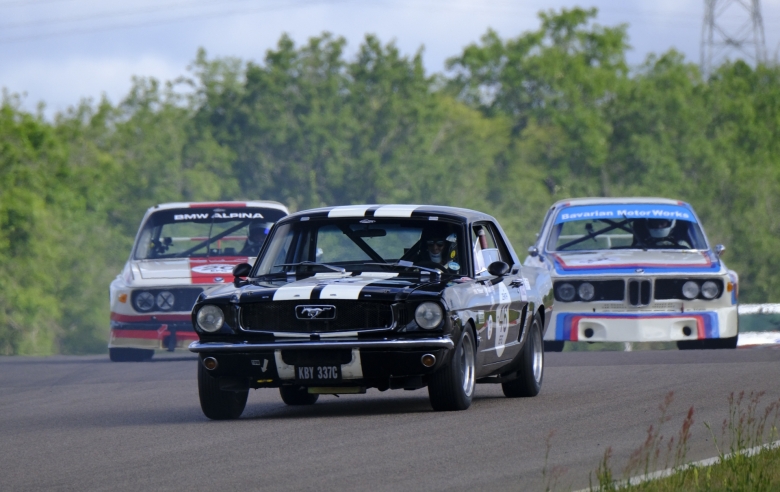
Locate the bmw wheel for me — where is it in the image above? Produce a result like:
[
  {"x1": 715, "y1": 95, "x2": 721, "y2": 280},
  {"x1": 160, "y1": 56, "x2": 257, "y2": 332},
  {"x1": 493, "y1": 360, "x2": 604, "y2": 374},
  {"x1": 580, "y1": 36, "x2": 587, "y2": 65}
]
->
[
  {"x1": 109, "y1": 348, "x2": 154, "y2": 362},
  {"x1": 428, "y1": 326, "x2": 476, "y2": 411}
]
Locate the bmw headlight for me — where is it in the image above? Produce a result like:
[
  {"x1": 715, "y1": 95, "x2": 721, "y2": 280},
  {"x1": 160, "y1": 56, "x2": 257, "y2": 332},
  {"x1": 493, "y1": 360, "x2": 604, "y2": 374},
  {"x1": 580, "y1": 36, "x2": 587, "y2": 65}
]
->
[
  {"x1": 701, "y1": 281, "x2": 720, "y2": 299},
  {"x1": 135, "y1": 291, "x2": 155, "y2": 311},
  {"x1": 557, "y1": 283, "x2": 576, "y2": 302},
  {"x1": 578, "y1": 282, "x2": 595, "y2": 301},
  {"x1": 196, "y1": 305, "x2": 224, "y2": 333},
  {"x1": 156, "y1": 291, "x2": 175, "y2": 310},
  {"x1": 682, "y1": 281, "x2": 700, "y2": 299},
  {"x1": 415, "y1": 302, "x2": 444, "y2": 329}
]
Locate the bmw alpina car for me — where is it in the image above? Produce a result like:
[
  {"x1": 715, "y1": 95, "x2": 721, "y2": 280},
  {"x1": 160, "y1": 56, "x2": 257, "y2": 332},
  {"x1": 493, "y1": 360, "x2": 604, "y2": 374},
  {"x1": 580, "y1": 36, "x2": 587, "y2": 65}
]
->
[
  {"x1": 108, "y1": 201, "x2": 288, "y2": 361},
  {"x1": 525, "y1": 197, "x2": 738, "y2": 351},
  {"x1": 189, "y1": 204, "x2": 553, "y2": 418}
]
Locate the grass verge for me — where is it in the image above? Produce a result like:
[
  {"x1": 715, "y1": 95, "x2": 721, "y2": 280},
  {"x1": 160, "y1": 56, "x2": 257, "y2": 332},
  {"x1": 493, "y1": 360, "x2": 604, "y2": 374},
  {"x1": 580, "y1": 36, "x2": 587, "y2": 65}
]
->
[{"x1": 581, "y1": 391, "x2": 780, "y2": 491}]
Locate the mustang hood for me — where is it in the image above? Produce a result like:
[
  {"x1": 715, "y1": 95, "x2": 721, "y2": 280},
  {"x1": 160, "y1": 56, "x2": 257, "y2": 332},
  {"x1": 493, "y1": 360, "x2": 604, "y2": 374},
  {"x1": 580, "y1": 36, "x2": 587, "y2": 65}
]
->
[
  {"x1": 239, "y1": 272, "x2": 433, "y2": 302},
  {"x1": 137, "y1": 257, "x2": 250, "y2": 283},
  {"x1": 550, "y1": 250, "x2": 722, "y2": 276}
]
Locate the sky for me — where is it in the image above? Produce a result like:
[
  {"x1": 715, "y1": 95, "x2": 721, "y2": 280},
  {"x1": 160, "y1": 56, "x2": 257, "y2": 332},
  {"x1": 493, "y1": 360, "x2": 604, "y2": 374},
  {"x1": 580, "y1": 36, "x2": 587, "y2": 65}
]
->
[{"x1": 1, "y1": 0, "x2": 779, "y2": 118}]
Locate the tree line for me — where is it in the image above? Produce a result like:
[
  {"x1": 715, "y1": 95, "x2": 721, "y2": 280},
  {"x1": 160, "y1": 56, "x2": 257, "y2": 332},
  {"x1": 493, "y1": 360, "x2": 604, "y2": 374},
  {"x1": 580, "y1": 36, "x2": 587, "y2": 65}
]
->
[{"x1": 1, "y1": 8, "x2": 778, "y2": 355}]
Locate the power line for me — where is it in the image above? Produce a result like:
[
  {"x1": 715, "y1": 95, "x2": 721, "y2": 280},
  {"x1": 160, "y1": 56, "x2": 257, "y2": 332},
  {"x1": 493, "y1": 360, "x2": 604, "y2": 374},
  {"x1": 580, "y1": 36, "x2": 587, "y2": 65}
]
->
[
  {"x1": 0, "y1": 0, "x2": 355, "y2": 44},
  {"x1": 0, "y1": 0, "x2": 260, "y2": 29}
]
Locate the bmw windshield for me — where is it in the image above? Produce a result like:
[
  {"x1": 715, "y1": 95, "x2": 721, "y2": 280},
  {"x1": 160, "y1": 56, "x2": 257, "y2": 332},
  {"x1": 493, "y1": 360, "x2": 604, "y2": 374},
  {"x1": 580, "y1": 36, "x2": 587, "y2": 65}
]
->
[
  {"x1": 134, "y1": 207, "x2": 287, "y2": 260},
  {"x1": 254, "y1": 218, "x2": 468, "y2": 277},
  {"x1": 547, "y1": 204, "x2": 708, "y2": 252}
]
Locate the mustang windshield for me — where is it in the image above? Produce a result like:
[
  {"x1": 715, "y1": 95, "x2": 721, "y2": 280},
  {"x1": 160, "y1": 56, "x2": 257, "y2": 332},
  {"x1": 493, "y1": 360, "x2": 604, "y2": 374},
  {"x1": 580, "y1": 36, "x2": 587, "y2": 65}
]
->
[
  {"x1": 134, "y1": 207, "x2": 287, "y2": 259},
  {"x1": 255, "y1": 218, "x2": 467, "y2": 276},
  {"x1": 547, "y1": 204, "x2": 708, "y2": 251}
]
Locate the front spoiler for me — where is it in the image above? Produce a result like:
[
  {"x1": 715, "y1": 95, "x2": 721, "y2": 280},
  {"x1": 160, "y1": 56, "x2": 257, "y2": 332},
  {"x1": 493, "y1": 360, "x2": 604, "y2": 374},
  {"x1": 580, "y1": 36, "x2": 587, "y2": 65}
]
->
[{"x1": 189, "y1": 337, "x2": 455, "y2": 353}]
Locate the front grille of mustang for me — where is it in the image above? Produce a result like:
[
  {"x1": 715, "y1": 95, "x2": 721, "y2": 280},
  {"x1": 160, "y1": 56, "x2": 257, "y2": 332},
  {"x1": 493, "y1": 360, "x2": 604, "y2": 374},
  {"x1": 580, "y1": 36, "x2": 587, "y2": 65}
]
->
[
  {"x1": 240, "y1": 301, "x2": 395, "y2": 333},
  {"x1": 628, "y1": 280, "x2": 652, "y2": 307}
]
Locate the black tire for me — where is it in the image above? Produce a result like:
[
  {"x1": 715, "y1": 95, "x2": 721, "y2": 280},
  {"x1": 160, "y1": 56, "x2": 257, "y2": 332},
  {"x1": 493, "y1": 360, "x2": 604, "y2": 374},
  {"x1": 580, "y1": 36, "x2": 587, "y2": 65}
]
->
[
  {"x1": 502, "y1": 314, "x2": 544, "y2": 398},
  {"x1": 543, "y1": 341, "x2": 565, "y2": 352},
  {"x1": 279, "y1": 386, "x2": 319, "y2": 405},
  {"x1": 677, "y1": 336, "x2": 738, "y2": 350},
  {"x1": 197, "y1": 362, "x2": 248, "y2": 420},
  {"x1": 428, "y1": 326, "x2": 476, "y2": 411},
  {"x1": 109, "y1": 347, "x2": 154, "y2": 362}
]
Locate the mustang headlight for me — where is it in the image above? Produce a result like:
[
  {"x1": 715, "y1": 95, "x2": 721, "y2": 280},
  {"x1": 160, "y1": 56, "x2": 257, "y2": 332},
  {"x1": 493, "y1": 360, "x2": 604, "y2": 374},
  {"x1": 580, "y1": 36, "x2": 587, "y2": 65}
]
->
[
  {"x1": 578, "y1": 282, "x2": 595, "y2": 301},
  {"x1": 135, "y1": 291, "x2": 155, "y2": 311},
  {"x1": 196, "y1": 305, "x2": 224, "y2": 333},
  {"x1": 415, "y1": 302, "x2": 443, "y2": 329},
  {"x1": 701, "y1": 281, "x2": 720, "y2": 299},
  {"x1": 682, "y1": 281, "x2": 700, "y2": 299},
  {"x1": 557, "y1": 283, "x2": 576, "y2": 302}
]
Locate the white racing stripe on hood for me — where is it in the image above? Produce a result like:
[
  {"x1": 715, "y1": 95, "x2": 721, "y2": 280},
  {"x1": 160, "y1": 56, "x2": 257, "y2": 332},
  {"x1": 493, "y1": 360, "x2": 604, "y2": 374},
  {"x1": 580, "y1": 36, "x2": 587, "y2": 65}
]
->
[
  {"x1": 273, "y1": 272, "x2": 399, "y2": 301},
  {"x1": 328, "y1": 205, "x2": 372, "y2": 217},
  {"x1": 373, "y1": 205, "x2": 419, "y2": 217},
  {"x1": 319, "y1": 273, "x2": 398, "y2": 300},
  {"x1": 272, "y1": 277, "x2": 323, "y2": 300}
]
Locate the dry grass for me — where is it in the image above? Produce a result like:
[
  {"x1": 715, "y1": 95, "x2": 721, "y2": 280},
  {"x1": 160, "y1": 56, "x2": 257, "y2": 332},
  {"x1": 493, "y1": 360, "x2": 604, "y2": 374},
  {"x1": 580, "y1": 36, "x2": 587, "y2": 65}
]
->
[{"x1": 579, "y1": 390, "x2": 780, "y2": 491}]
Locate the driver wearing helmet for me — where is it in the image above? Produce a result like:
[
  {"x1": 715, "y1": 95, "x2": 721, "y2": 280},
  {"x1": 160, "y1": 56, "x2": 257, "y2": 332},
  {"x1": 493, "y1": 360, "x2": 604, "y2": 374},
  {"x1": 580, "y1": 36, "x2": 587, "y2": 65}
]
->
[
  {"x1": 417, "y1": 224, "x2": 460, "y2": 272},
  {"x1": 634, "y1": 218, "x2": 691, "y2": 249},
  {"x1": 239, "y1": 221, "x2": 271, "y2": 256}
]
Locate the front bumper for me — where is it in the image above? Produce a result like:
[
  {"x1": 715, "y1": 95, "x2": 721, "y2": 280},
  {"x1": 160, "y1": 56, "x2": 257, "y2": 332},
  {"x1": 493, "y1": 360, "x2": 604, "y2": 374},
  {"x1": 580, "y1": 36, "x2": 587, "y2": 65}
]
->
[
  {"x1": 546, "y1": 306, "x2": 738, "y2": 342},
  {"x1": 189, "y1": 337, "x2": 455, "y2": 389},
  {"x1": 109, "y1": 320, "x2": 197, "y2": 351}
]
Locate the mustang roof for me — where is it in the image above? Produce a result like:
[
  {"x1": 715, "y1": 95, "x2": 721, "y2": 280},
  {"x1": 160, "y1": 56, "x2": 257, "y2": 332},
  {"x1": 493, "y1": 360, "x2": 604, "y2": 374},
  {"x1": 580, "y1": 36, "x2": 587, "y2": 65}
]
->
[
  {"x1": 550, "y1": 197, "x2": 686, "y2": 209},
  {"x1": 284, "y1": 204, "x2": 495, "y2": 223}
]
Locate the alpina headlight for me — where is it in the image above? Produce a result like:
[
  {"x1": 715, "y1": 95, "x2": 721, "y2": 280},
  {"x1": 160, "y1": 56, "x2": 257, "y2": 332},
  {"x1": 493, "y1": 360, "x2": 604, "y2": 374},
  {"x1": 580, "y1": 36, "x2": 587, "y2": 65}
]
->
[
  {"x1": 196, "y1": 305, "x2": 224, "y2": 333},
  {"x1": 135, "y1": 291, "x2": 155, "y2": 311},
  {"x1": 682, "y1": 281, "x2": 700, "y2": 299},
  {"x1": 415, "y1": 302, "x2": 443, "y2": 329}
]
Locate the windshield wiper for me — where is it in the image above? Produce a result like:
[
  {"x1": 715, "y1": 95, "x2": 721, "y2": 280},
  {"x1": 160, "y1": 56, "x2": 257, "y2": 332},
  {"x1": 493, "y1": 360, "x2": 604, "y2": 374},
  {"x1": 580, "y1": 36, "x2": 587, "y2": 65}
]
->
[
  {"x1": 364, "y1": 261, "x2": 443, "y2": 279},
  {"x1": 274, "y1": 261, "x2": 346, "y2": 273}
]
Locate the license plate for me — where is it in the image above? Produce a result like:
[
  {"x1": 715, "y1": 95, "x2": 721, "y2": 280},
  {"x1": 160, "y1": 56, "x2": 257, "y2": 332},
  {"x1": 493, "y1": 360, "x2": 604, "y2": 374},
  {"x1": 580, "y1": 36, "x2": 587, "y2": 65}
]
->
[{"x1": 295, "y1": 364, "x2": 342, "y2": 382}]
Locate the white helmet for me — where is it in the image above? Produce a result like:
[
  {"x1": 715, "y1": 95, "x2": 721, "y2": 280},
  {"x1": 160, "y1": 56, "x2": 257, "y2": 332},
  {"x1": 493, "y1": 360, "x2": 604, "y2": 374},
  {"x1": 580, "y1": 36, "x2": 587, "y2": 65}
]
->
[{"x1": 647, "y1": 219, "x2": 675, "y2": 238}]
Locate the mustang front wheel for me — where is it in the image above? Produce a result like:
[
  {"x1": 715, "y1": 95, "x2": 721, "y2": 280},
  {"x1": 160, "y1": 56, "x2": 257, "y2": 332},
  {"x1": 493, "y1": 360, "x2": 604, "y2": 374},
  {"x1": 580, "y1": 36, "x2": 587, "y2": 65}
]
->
[
  {"x1": 502, "y1": 314, "x2": 544, "y2": 398},
  {"x1": 279, "y1": 386, "x2": 319, "y2": 405},
  {"x1": 428, "y1": 327, "x2": 476, "y2": 411},
  {"x1": 197, "y1": 362, "x2": 248, "y2": 420}
]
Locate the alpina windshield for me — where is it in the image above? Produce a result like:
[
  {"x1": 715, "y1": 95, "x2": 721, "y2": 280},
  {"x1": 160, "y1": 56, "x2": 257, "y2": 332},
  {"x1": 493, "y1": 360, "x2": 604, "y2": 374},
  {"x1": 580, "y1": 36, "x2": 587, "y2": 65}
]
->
[
  {"x1": 547, "y1": 204, "x2": 708, "y2": 251},
  {"x1": 134, "y1": 207, "x2": 287, "y2": 259},
  {"x1": 255, "y1": 218, "x2": 467, "y2": 276}
]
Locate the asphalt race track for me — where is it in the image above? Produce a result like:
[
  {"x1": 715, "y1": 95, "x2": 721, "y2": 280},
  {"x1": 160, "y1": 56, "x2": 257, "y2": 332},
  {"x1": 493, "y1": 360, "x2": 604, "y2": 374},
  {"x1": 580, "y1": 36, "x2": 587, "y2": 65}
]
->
[{"x1": 2, "y1": 348, "x2": 780, "y2": 491}]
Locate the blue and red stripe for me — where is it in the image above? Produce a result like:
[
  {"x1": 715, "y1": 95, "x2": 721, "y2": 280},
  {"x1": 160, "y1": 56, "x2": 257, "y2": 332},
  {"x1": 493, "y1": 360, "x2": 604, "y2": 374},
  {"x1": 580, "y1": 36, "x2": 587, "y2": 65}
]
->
[{"x1": 554, "y1": 311, "x2": 719, "y2": 341}]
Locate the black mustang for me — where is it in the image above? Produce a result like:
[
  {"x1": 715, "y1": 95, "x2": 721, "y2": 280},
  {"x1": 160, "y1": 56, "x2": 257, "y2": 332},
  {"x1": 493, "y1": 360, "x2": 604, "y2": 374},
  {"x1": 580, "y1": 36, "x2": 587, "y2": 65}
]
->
[{"x1": 189, "y1": 205, "x2": 553, "y2": 418}]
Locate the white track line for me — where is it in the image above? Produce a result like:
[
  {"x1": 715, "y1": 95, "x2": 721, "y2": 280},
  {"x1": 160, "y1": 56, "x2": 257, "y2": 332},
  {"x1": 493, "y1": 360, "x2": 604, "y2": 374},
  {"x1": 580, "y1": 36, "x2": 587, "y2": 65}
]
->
[{"x1": 573, "y1": 440, "x2": 780, "y2": 492}]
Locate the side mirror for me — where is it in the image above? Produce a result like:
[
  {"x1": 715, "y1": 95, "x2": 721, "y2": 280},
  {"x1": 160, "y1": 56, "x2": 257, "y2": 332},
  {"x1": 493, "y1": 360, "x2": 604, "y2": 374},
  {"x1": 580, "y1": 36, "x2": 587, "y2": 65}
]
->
[
  {"x1": 487, "y1": 261, "x2": 510, "y2": 277},
  {"x1": 715, "y1": 244, "x2": 726, "y2": 257},
  {"x1": 528, "y1": 246, "x2": 539, "y2": 257},
  {"x1": 232, "y1": 263, "x2": 252, "y2": 278}
]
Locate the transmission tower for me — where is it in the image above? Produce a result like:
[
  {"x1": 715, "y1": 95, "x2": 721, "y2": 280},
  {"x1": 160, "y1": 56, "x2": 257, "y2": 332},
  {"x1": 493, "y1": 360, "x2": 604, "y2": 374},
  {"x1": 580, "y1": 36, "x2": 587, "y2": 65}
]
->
[{"x1": 701, "y1": 0, "x2": 767, "y2": 75}]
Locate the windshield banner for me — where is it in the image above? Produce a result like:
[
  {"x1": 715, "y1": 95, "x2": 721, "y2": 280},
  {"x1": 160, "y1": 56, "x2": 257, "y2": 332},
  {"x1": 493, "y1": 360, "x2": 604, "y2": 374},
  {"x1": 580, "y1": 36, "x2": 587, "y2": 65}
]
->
[{"x1": 554, "y1": 204, "x2": 696, "y2": 224}]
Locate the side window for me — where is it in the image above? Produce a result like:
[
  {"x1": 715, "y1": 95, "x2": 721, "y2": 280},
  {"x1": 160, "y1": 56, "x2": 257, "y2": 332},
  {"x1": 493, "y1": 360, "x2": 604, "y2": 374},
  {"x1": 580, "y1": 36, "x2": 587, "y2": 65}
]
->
[{"x1": 472, "y1": 223, "x2": 500, "y2": 276}]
